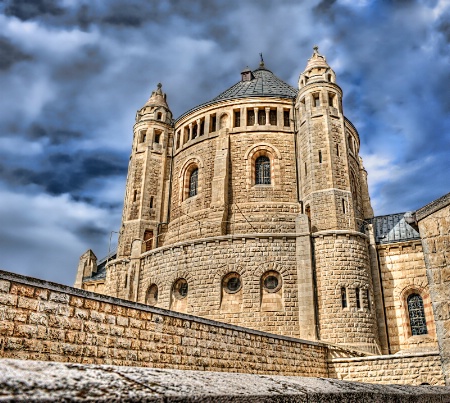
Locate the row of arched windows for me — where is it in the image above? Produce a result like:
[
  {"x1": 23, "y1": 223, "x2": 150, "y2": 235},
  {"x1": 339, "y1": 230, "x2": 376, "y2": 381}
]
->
[
  {"x1": 145, "y1": 270, "x2": 283, "y2": 307},
  {"x1": 183, "y1": 153, "x2": 273, "y2": 201}
]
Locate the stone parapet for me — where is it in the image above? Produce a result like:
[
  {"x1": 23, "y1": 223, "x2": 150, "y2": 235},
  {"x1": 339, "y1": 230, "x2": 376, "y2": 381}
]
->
[
  {"x1": 2, "y1": 358, "x2": 450, "y2": 402},
  {"x1": 329, "y1": 352, "x2": 445, "y2": 385},
  {"x1": 0, "y1": 269, "x2": 329, "y2": 376}
]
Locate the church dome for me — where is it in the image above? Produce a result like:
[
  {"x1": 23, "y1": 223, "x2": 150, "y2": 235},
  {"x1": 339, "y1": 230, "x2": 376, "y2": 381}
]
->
[{"x1": 212, "y1": 64, "x2": 298, "y2": 102}]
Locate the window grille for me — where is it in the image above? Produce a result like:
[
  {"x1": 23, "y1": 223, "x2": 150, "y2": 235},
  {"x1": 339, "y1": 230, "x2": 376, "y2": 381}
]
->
[
  {"x1": 258, "y1": 109, "x2": 266, "y2": 125},
  {"x1": 189, "y1": 168, "x2": 198, "y2": 197},
  {"x1": 407, "y1": 293, "x2": 428, "y2": 335},
  {"x1": 255, "y1": 156, "x2": 270, "y2": 185}
]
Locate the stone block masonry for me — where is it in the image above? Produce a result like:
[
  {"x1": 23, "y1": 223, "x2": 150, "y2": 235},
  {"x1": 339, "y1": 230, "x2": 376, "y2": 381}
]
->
[
  {"x1": 330, "y1": 352, "x2": 445, "y2": 385},
  {"x1": 0, "y1": 269, "x2": 328, "y2": 376}
]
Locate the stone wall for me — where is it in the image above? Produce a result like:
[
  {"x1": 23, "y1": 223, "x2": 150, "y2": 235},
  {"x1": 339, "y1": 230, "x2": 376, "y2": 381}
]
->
[
  {"x1": 377, "y1": 240, "x2": 437, "y2": 353},
  {"x1": 330, "y1": 352, "x2": 445, "y2": 385},
  {"x1": 136, "y1": 234, "x2": 302, "y2": 337},
  {"x1": 0, "y1": 269, "x2": 328, "y2": 377},
  {"x1": 313, "y1": 231, "x2": 380, "y2": 353},
  {"x1": 417, "y1": 192, "x2": 450, "y2": 385}
]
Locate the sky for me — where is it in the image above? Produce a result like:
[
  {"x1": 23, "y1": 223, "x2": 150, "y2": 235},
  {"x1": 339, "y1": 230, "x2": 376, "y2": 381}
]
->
[{"x1": 0, "y1": 0, "x2": 449, "y2": 286}]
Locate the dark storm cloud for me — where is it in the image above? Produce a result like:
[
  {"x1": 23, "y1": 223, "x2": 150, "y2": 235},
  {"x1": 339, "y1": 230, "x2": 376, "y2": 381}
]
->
[
  {"x1": 0, "y1": 36, "x2": 32, "y2": 69},
  {"x1": 4, "y1": 0, "x2": 64, "y2": 20},
  {"x1": 0, "y1": 0, "x2": 449, "y2": 286},
  {"x1": 0, "y1": 150, "x2": 128, "y2": 199}
]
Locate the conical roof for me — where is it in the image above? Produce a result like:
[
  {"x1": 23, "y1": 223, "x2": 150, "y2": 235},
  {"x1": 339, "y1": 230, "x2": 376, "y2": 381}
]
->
[
  {"x1": 304, "y1": 46, "x2": 330, "y2": 72},
  {"x1": 144, "y1": 83, "x2": 169, "y2": 109},
  {"x1": 212, "y1": 66, "x2": 297, "y2": 102}
]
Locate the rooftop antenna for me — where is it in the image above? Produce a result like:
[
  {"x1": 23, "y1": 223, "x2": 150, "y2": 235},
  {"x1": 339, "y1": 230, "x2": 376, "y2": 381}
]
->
[{"x1": 259, "y1": 52, "x2": 265, "y2": 67}]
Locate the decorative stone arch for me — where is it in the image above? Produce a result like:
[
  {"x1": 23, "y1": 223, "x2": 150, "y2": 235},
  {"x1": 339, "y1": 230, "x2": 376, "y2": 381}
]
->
[
  {"x1": 154, "y1": 107, "x2": 165, "y2": 121},
  {"x1": 167, "y1": 270, "x2": 195, "y2": 311},
  {"x1": 143, "y1": 277, "x2": 163, "y2": 306},
  {"x1": 219, "y1": 112, "x2": 229, "y2": 129},
  {"x1": 179, "y1": 156, "x2": 204, "y2": 203},
  {"x1": 395, "y1": 281, "x2": 435, "y2": 341},
  {"x1": 254, "y1": 261, "x2": 288, "y2": 312},
  {"x1": 244, "y1": 143, "x2": 282, "y2": 189}
]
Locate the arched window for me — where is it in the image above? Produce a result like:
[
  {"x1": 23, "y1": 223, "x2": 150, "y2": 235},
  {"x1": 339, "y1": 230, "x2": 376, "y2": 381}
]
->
[
  {"x1": 407, "y1": 293, "x2": 428, "y2": 336},
  {"x1": 255, "y1": 156, "x2": 270, "y2": 185},
  {"x1": 189, "y1": 168, "x2": 198, "y2": 197}
]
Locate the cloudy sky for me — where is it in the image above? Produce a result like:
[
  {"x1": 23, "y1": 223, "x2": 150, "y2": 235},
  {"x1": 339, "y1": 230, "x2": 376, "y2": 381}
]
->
[{"x1": 0, "y1": 0, "x2": 449, "y2": 286}]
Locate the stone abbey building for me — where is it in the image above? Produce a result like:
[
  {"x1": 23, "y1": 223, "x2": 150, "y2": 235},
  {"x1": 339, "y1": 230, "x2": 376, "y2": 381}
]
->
[{"x1": 74, "y1": 47, "x2": 447, "y2": 362}]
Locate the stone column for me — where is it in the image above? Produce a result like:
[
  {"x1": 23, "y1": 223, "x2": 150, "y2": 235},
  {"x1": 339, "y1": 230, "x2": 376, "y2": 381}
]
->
[{"x1": 296, "y1": 214, "x2": 316, "y2": 340}]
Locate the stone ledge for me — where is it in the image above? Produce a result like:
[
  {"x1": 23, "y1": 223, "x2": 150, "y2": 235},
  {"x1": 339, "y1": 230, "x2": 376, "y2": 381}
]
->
[
  {"x1": 331, "y1": 351, "x2": 441, "y2": 363},
  {"x1": 416, "y1": 192, "x2": 450, "y2": 221},
  {"x1": 1, "y1": 358, "x2": 449, "y2": 402}
]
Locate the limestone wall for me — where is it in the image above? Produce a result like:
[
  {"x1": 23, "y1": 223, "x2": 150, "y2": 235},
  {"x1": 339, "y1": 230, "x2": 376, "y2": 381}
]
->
[
  {"x1": 313, "y1": 231, "x2": 380, "y2": 353},
  {"x1": 0, "y1": 269, "x2": 328, "y2": 377},
  {"x1": 136, "y1": 234, "x2": 302, "y2": 338},
  {"x1": 417, "y1": 192, "x2": 450, "y2": 385},
  {"x1": 377, "y1": 240, "x2": 437, "y2": 353},
  {"x1": 330, "y1": 352, "x2": 445, "y2": 385}
]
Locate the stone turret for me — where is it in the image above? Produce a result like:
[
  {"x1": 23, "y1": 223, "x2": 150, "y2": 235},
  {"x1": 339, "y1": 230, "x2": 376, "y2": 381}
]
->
[
  {"x1": 110, "y1": 83, "x2": 174, "y2": 300},
  {"x1": 295, "y1": 47, "x2": 380, "y2": 353}
]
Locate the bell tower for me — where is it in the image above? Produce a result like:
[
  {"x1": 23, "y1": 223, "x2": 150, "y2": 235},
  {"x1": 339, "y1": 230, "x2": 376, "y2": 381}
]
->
[
  {"x1": 295, "y1": 47, "x2": 380, "y2": 353},
  {"x1": 117, "y1": 83, "x2": 173, "y2": 258}
]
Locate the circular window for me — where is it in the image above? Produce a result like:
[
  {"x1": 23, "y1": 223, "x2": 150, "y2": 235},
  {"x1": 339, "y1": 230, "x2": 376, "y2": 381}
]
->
[
  {"x1": 262, "y1": 271, "x2": 282, "y2": 293},
  {"x1": 146, "y1": 284, "x2": 158, "y2": 306},
  {"x1": 222, "y1": 272, "x2": 242, "y2": 294},
  {"x1": 173, "y1": 278, "x2": 188, "y2": 300}
]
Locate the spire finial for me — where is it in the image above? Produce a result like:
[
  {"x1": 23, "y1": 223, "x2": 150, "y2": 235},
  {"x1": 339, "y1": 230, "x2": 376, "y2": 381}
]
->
[
  {"x1": 157, "y1": 82, "x2": 162, "y2": 89},
  {"x1": 259, "y1": 52, "x2": 265, "y2": 67},
  {"x1": 313, "y1": 45, "x2": 319, "y2": 54}
]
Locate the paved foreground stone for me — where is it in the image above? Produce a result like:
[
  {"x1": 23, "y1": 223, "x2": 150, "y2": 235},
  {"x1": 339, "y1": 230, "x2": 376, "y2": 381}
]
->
[{"x1": 1, "y1": 359, "x2": 450, "y2": 402}]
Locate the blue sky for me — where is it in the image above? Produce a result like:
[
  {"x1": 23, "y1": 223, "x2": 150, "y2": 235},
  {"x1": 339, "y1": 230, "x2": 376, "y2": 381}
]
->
[{"x1": 0, "y1": 0, "x2": 449, "y2": 286}]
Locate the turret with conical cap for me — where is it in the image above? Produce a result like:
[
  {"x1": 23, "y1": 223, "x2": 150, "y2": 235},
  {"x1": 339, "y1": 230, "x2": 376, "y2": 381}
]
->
[{"x1": 110, "y1": 83, "x2": 174, "y2": 300}]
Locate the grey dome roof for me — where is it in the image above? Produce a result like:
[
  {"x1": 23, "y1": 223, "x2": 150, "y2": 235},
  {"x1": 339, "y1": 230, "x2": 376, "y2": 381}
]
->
[
  {"x1": 175, "y1": 65, "x2": 298, "y2": 122},
  {"x1": 213, "y1": 67, "x2": 298, "y2": 101}
]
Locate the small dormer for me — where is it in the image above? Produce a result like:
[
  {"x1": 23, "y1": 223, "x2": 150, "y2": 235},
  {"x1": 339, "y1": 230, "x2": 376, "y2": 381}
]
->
[{"x1": 241, "y1": 66, "x2": 254, "y2": 82}]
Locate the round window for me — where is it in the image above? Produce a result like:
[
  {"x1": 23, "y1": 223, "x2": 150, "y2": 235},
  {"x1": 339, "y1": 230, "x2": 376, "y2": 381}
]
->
[
  {"x1": 173, "y1": 278, "x2": 188, "y2": 299},
  {"x1": 222, "y1": 272, "x2": 242, "y2": 294},
  {"x1": 146, "y1": 284, "x2": 158, "y2": 306},
  {"x1": 262, "y1": 271, "x2": 282, "y2": 293}
]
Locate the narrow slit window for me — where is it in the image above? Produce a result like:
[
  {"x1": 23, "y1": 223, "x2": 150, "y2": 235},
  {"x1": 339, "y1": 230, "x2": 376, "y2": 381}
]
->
[
  {"x1": 140, "y1": 130, "x2": 146, "y2": 143},
  {"x1": 336, "y1": 144, "x2": 340, "y2": 156},
  {"x1": 255, "y1": 156, "x2": 271, "y2": 185},
  {"x1": 319, "y1": 150, "x2": 322, "y2": 163},
  {"x1": 199, "y1": 119, "x2": 205, "y2": 136},
  {"x1": 258, "y1": 109, "x2": 266, "y2": 125},
  {"x1": 154, "y1": 131, "x2": 161, "y2": 144},
  {"x1": 328, "y1": 93, "x2": 335, "y2": 107},
  {"x1": 305, "y1": 162, "x2": 307, "y2": 176},
  {"x1": 283, "y1": 110, "x2": 290, "y2": 127},
  {"x1": 192, "y1": 123, "x2": 197, "y2": 139},
  {"x1": 247, "y1": 109, "x2": 255, "y2": 126},
  {"x1": 341, "y1": 287, "x2": 347, "y2": 308},
  {"x1": 313, "y1": 93, "x2": 320, "y2": 107},
  {"x1": 143, "y1": 229, "x2": 153, "y2": 252},
  {"x1": 189, "y1": 168, "x2": 198, "y2": 197},
  {"x1": 269, "y1": 109, "x2": 277, "y2": 125},
  {"x1": 210, "y1": 114, "x2": 217, "y2": 132},
  {"x1": 356, "y1": 288, "x2": 361, "y2": 309},
  {"x1": 234, "y1": 111, "x2": 241, "y2": 127},
  {"x1": 342, "y1": 199, "x2": 346, "y2": 214},
  {"x1": 133, "y1": 190, "x2": 137, "y2": 202},
  {"x1": 366, "y1": 289, "x2": 371, "y2": 310},
  {"x1": 176, "y1": 131, "x2": 181, "y2": 149},
  {"x1": 149, "y1": 196, "x2": 154, "y2": 209}
]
